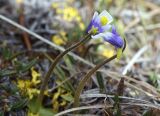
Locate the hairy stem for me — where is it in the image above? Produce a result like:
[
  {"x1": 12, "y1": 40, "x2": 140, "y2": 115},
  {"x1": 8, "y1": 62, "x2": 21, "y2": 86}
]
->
[
  {"x1": 38, "y1": 33, "x2": 91, "y2": 106},
  {"x1": 74, "y1": 38, "x2": 126, "y2": 108}
]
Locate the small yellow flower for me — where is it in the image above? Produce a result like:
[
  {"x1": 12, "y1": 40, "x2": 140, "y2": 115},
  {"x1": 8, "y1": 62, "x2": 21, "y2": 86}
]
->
[
  {"x1": 51, "y1": 3, "x2": 59, "y2": 9},
  {"x1": 31, "y1": 67, "x2": 41, "y2": 85},
  {"x1": 16, "y1": 0, "x2": 23, "y2": 4},
  {"x1": 17, "y1": 80, "x2": 28, "y2": 89},
  {"x1": 102, "y1": 49, "x2": 114, "y2": 58},
  {"x1": 51, "y1": 2, "x2": 85, "y2": 31},
  {"x1": 52, "y1": 88, "x2": 61, "y2": 112},
  {"x1": 79, "y1": 22, "x2": 85, "y2": 30},
  {"x1": 52, "y1": 87, "x2": 73, "y2": 112},
  {"x1": 54, "y1": 4, "x2": 83, "y2": 23},
  {"x1": 60, "y1": 100, "x2": 66, "y2": 106},
  {"x1": 17, "y1": 79, "x2": 40, "y2": 99},
  {"x1": 52, "y1": 35, "x2": 66, "y2": 45},
  {"x1": 28, "y1": 112, "x2": 39, "y2": 116},
  {"x1": 27, "y1": 88, "x2": 40, "y2": 100},
  {"x1": 52, "y1": 31, "x2": 68, "y2": 46},
  {"x1": 17, "y1": 67, "x2": 44, "y2": 99},
  {"x1": 59, "y1": 31, "x2": 66, "y2": 37},
  {"x1": 97, "y1": 44, "x2": 114, "y2": 58},
  {"x1": 57, "y1": 9, "x2": 63, "y2": 14},
  {"x1": 63, "y1": 7, "x2": 78, "y2": 21}
]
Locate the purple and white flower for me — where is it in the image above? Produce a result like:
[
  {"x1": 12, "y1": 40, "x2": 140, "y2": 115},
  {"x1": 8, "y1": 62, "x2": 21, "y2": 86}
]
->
[
  {"x1": 87, "y1": 10, "x2": 124, "y2": 48},
  {"x1": 92, "y1": 26, "x2": 124, "y2": 48},
  {"x1": 86, "y1": 10, "x2": 113, "y2": 34}
]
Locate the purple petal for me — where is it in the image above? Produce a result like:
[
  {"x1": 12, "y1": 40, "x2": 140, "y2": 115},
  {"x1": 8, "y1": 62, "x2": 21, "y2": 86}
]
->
[
  {"x1": 103, "y1": 32, "x2": 124, "y2": 48},
  {"x1": 86, "y1": 12, "x2": 99, "y2": 33},
  {"x1": 86, "y1": 20, "x2": 93, "y2": 33}
]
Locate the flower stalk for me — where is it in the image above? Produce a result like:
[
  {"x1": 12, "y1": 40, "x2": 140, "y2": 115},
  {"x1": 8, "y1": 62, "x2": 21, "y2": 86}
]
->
[
  {"x1": 38, "y1": 33, "x2": 91, "y2": 107},
  {"x1": 73, "y1": 38, "x2": 126, "y2": 108}
]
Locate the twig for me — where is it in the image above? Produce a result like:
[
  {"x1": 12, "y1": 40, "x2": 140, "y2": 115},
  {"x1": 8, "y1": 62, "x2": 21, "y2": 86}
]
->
[
  {"x1": 117, "y1": 77, "x2": 124, "y2": 96},
  {"x1": 55, "y1": 102, "x2": 160, "y2": 116},
  {"x1": 19, "y1": 4, "x2": 32, "y2": 50},
  {"x1": 80, "y1": 93, "x2": 153, "y2": 104},
  {"x1": 122, "y1": 45, "x2": 149, "y2": 75},
  {"x1": 55, "y1": 104, "x2": 108, "y2": 116},
  {"x1": 120, "y1": 103, "x2": 160, "y2": 109},
  {"x1": 108, "y1": 71, "x2": 159, "y2": 96}
]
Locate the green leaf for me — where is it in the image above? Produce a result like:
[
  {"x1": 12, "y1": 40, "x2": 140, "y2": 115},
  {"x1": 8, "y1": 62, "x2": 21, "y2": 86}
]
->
[
  {"x1": 10, "y1": 99, "x2": 28, "y2": 111},
  {"x1": 54, "y1": 66, "x2": 75, "y2": 92},
  {"x1": 39, "y1": 107, "x2": 56, "y2": 116},
  {"x1": 2, "y1": 48, "x2": 12, "y2": 60},
  {"x1": 28, "y1": 97, "x2": 41, "y2": 114},
  {"x1": 116, "y1": 48, "x2": 122, "y2": 60},
  {"x1": 113, "y1": 95, "x2": 121, "y2": 116},
  {"x1": 96, "y1": 72, "x2": 105, "y2": 92},
  {"x1": 28, "y1": 98, "x2": 55, "y2": 116},
  {"x1": 0, "y1": 112, "x2": 4, "y2": 116},
  {"x1": 0, "y1": 69, "x2": 16, "y2": 77},
  {"x1": 61, "y1": 93, "x2": 73, "y2": 102},
  {"x1": 0, "y1": 82, "x2": 18, "y2": 94},
  {"x1": 63, "y1": 55, "x2": 76, "y2": 74},
  {"x1": 149, "y1": 72, "x2": 158, "y2": 88},
  {"x1": 16, "y1": 58, "x2": 38, "y2": 73}
]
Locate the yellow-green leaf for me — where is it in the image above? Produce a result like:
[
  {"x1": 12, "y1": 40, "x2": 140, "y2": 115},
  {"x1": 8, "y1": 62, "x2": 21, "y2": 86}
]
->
[{"x1": 117, "y1": 48, "x2": 123, "y2": 60}]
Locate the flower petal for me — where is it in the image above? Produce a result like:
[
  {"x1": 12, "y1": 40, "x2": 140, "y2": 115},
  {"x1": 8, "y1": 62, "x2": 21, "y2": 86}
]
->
[
  {"x1": 91, "y1": 33, "x2": 105, "y2": 39},
  {"x1": 86, "y1": 12, "x2": 99, "y2": 33},
  {"x1": 111, "y1": 25, "x2": 118, "y2": 35},
  {"x1": 101, "y1": 24, "x2": 112, "y2": 32},
  {"x1": 92, "y1": 11, "x2": 99, "y2": 20},
  {"x1": 86, "y1": 10, "x2": 114, "y2": 34},
  {"x1": 103, "y1": 31, "x2": 124, "y2": 48},
  {"x1": 99, "y1": 10, "x2": 113, "y2": 24}
]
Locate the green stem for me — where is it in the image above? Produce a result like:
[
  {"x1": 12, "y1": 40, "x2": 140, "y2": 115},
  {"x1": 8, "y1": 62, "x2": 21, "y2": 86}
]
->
[
  {"x1": 38, "y1": 33, "x2": 91, "y2": 106},
  {"x1": 73, "y1": 38, "x2": 126, "y2": 108}
]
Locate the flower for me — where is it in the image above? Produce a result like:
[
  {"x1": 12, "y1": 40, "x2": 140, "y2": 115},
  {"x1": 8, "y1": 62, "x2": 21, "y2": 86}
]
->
[
  {"x1": 86, "y1": 10, "x2": 113, "y2": 34},
  {"x1": 17, "y1": 79, "x2": 40, "y2": 99},
  {"x1": 17, "y1": 67, "x2": 49, "y2": 99},
  {"x1": 31, "y1": 67, "x2": 41, "y2": 85},
  {"x1": 97, "y1": 44, "x2": 115, "y2": 58},
  {"x1": 92, "y1": 26, "x2": 124, "y2": 48},
  {"x1": 52, "y1": 87, "x2": 73, "y2": 112},
  {"x1": 86, "y1": 10, "x2": 125, "y2": 59}
]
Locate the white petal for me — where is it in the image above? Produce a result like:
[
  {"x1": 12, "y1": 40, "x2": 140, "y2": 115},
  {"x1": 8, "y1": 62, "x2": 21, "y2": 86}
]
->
[
  {"x1": 92, "y1": 11, "x2": 99, "y2": 20},
  {"x1": 91, "y1": 33, "x2": 105, "y2": 39},
  {"x1": 99, "y1": 10, "x2": 113, "y2": 24},
  {"x1": 102, "y1": 24, "x2": 112, "y2": 31},
  {"x1": 102, "y1": 32, "x2": 113, "y2": 40}
]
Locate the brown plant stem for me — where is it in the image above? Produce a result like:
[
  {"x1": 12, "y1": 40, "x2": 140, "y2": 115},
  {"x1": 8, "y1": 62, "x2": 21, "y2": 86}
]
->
[
  {"x1": 38, "y1": 33, "x2": 91, "y2": 106},
  {"x1": 19, "y1": 4, "x2": 32, "y2": 50},
  {"x1": 74, "y1": 38, "x2": 126, "y2": 108}
]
